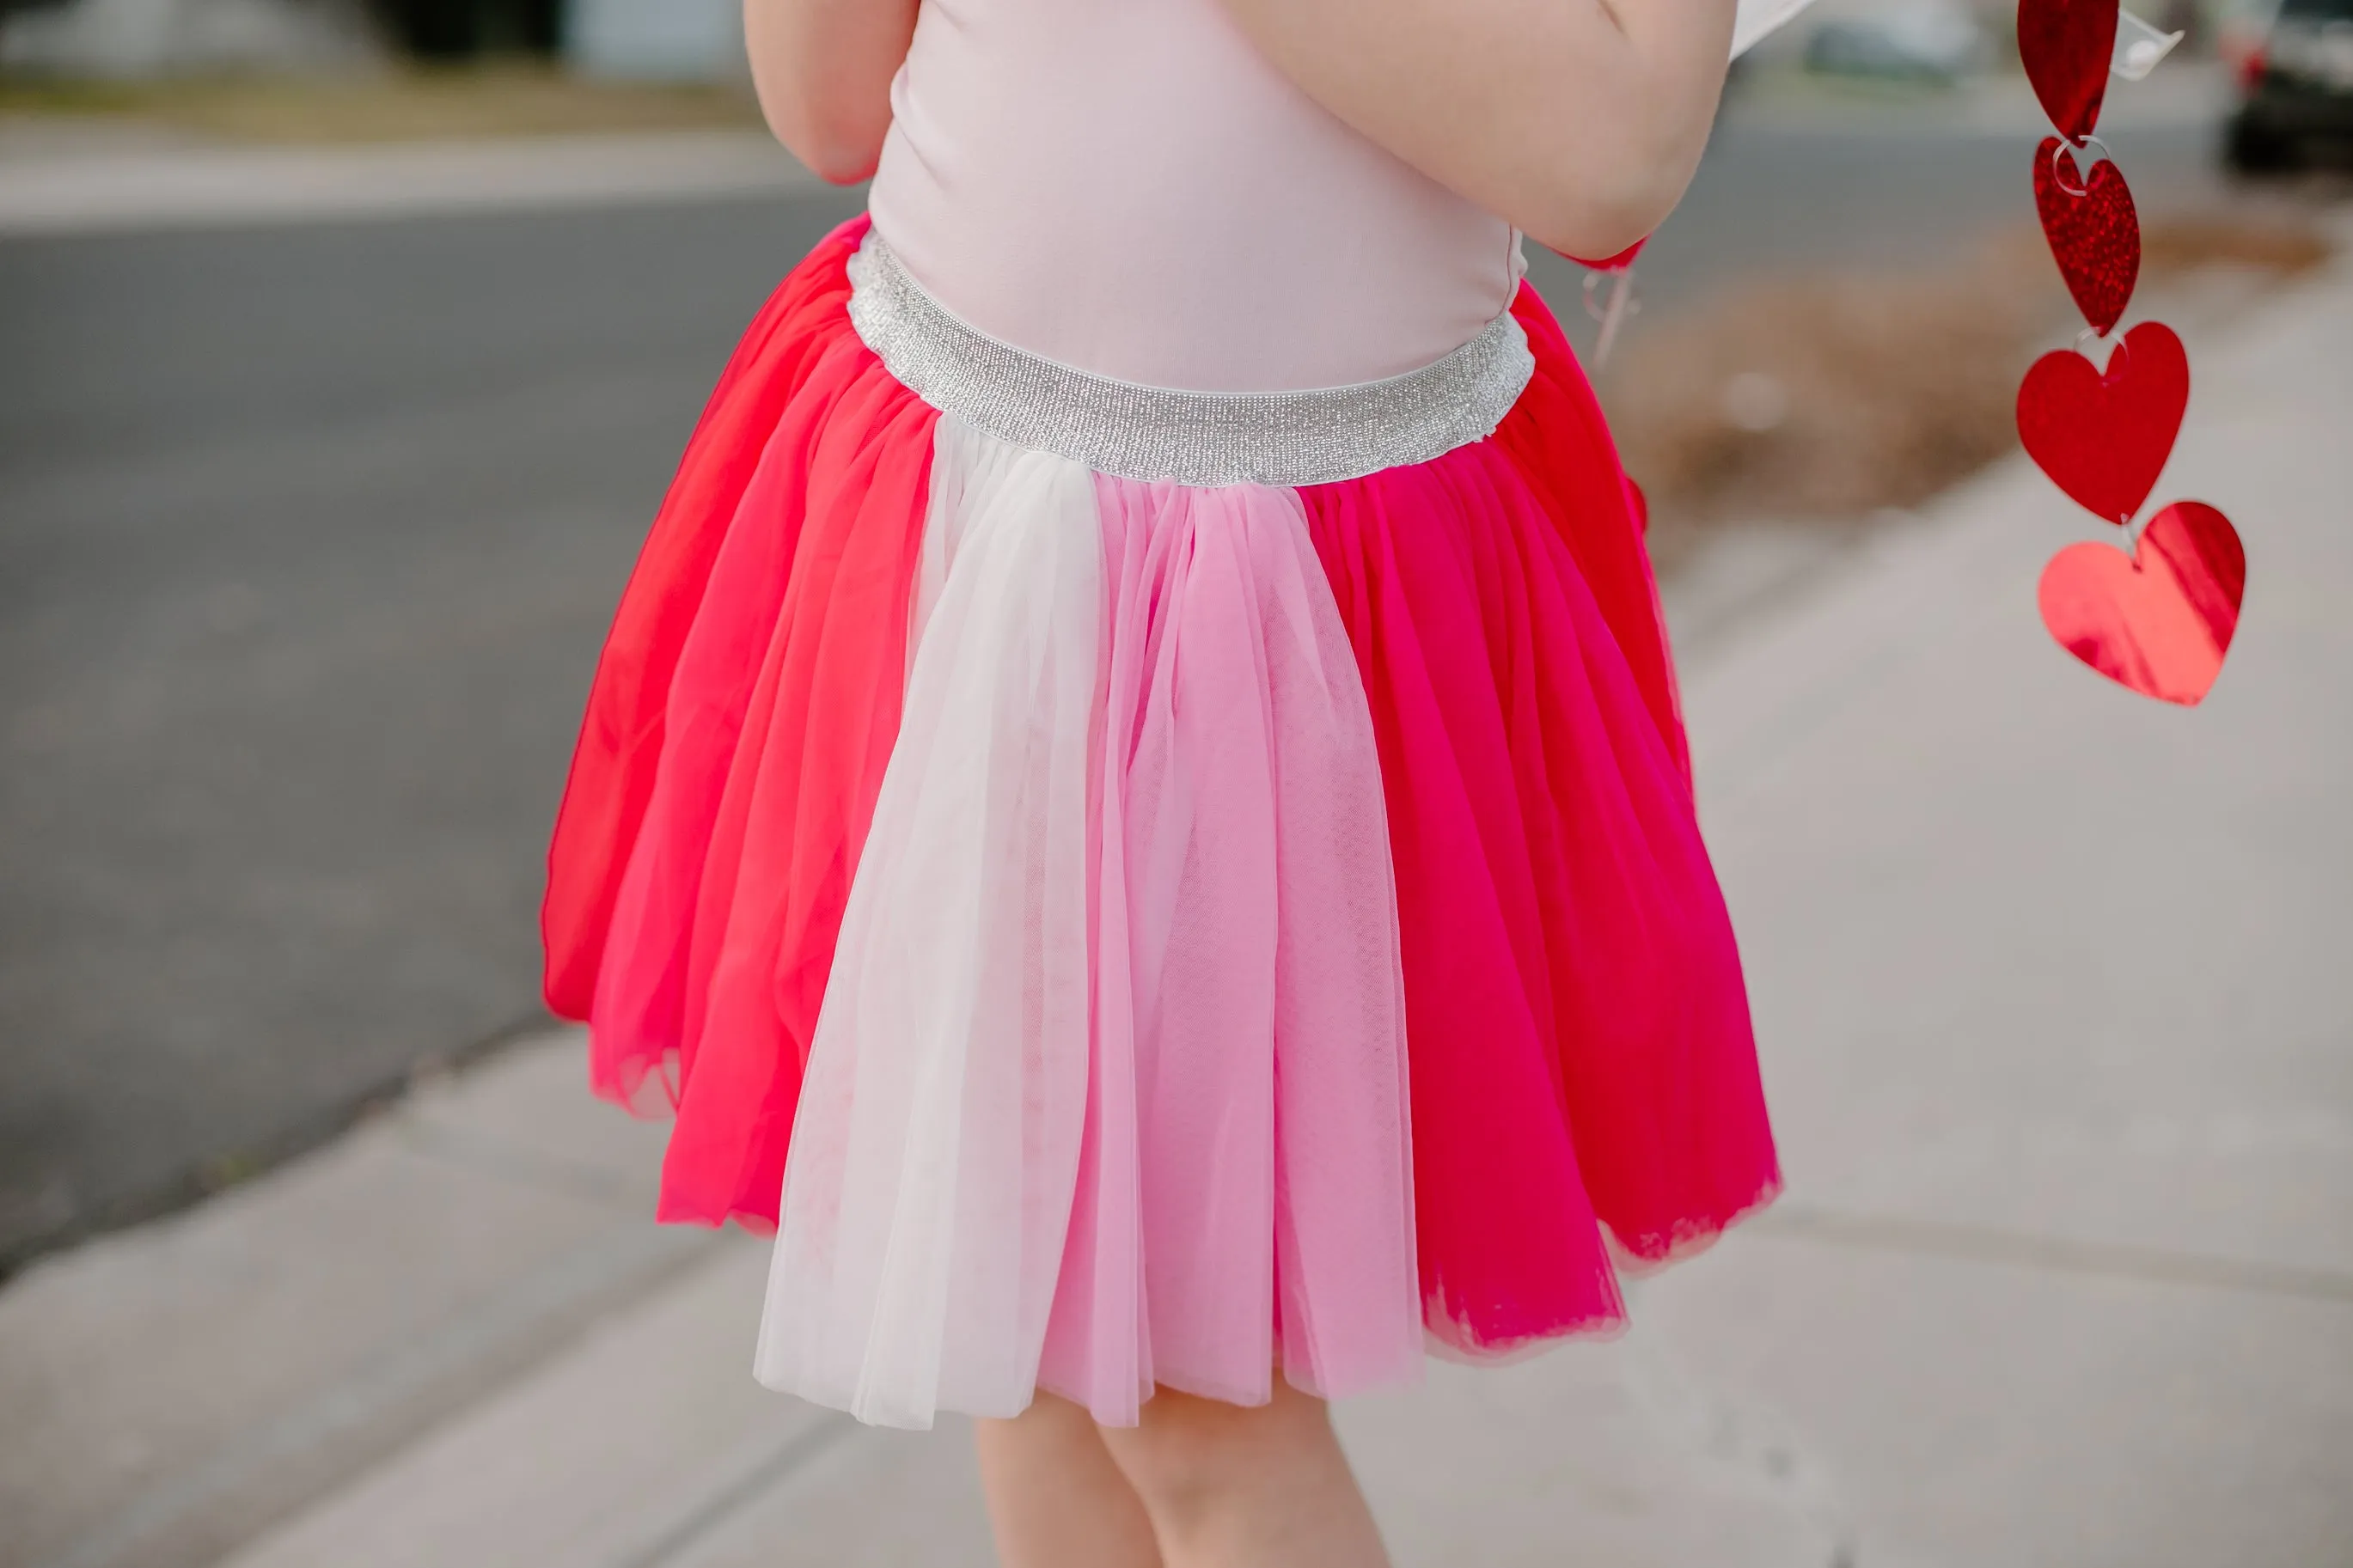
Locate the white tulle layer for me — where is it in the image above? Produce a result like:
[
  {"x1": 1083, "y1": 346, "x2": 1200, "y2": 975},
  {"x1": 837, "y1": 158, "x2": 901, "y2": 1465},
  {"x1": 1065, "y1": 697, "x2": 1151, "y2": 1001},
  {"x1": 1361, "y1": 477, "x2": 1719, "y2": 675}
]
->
[{"x1": 754, "y1": 415, "x2": 1419, "y2": 1428}]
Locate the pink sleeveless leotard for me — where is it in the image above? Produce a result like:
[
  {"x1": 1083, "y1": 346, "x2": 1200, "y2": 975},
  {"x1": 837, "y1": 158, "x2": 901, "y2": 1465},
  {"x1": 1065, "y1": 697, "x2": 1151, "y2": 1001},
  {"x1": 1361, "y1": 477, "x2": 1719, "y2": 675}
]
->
[{"x1": 865, "y1": 0, "x2": 1525, "y2": 392}]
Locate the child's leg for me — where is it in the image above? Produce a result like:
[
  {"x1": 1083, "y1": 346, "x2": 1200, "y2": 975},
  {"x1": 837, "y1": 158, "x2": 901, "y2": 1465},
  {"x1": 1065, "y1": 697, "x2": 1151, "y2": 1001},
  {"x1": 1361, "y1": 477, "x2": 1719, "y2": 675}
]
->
[
  {"x1": 975, "y1": 1392, "x2": 1164, "y2": 1568},
  {"x1": 1097, "y1": 1380, "x2": 1391, "y2": 1568}
]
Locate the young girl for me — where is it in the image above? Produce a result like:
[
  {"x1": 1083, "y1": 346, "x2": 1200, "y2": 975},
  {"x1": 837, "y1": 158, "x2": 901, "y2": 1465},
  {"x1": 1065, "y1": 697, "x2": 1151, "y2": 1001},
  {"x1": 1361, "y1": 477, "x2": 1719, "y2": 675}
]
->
[{"x1": 545, "y1": 0, "x2": 1796, "y2": 1560}]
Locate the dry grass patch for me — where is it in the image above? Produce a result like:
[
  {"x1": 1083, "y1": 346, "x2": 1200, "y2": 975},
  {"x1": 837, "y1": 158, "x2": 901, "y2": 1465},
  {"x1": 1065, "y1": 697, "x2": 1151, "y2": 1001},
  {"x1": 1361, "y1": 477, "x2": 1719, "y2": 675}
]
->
[{"x1": 1600, "y1": 209, "x2": 2336, "y2": 570}]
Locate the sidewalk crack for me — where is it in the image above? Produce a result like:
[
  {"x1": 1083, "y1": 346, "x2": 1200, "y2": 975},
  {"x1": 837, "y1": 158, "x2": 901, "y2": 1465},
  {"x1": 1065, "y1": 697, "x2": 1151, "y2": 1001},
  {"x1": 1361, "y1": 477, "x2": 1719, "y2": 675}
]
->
[{"x1": 1752, "y1": 1204, "x2": 2353, "y2": 1303}]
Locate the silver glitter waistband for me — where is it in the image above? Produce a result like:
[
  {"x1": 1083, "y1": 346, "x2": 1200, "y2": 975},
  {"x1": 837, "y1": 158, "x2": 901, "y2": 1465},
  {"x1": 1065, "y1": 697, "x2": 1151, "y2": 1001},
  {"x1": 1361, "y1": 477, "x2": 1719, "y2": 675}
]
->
[{"x1": 845, "y1": 231, "x2": 1534, "y2": 488}]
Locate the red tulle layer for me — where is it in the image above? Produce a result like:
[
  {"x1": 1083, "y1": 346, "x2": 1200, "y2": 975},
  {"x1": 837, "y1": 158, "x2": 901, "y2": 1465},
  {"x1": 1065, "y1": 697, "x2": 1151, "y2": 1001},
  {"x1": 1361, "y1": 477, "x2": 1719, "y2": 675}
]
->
[
  {"x1": 1301, "y1": 291, "x2": 1776, "y2": 1350},
  {"x1": 543, "y1": 219, "x2": 939, "y2": 1225}
]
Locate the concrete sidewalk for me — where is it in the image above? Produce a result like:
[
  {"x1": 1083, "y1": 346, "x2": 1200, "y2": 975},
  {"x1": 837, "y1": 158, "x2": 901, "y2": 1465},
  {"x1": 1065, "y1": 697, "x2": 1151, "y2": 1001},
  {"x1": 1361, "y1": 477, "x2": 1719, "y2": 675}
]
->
[
  {"x1": 6, "y1": 238, "x2": 2350, "y2": 1568},
  {"x1": 1642, "y1": 229, "x2": 2353, "y2": 1564}
]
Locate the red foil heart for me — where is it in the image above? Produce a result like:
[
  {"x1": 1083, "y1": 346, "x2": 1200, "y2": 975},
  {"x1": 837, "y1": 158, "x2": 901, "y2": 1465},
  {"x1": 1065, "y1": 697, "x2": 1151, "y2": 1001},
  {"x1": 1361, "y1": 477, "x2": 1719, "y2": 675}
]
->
[
  {"x1": 2019, "y1": 0, "x2": 2118, "y2": 143},
  {"x1": 2038, "y1": 501, "x2": 2246, "y2": 705},
  {"x1": 2033, "y1": 137, "x2": 2140, "y2": 336},
  {"x1": 2017, "y1": 320, "x2": 2188, "y2": 525}
]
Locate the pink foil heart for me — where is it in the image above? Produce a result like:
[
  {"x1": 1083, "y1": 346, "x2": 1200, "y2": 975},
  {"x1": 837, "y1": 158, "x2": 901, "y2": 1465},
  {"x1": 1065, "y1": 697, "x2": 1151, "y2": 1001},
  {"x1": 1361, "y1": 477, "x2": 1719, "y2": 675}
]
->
[
  {"x1": 2019, "y1": 0, "x2": 2118, "y2": 143},
  {"x1": 2038, "y1": 501, "x2": 2245, "y2": 705},
  {"x1": 2017, "y1": 321, "x2": 2188, "y2": 525},
  {"x1": 2033, "y1": 137, "x2": 2140, "y2": 336}
]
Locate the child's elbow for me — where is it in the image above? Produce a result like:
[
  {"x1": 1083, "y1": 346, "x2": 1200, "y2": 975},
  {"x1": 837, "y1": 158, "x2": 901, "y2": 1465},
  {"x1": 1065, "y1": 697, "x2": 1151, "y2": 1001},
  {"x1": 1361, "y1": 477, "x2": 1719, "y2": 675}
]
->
[
  {"x1": 797, "y1": 136, "x2": 884, "y2": 186},
  {"x1": 1510, "y1": 65, "x2": 1723, "y2": 259},
  {"x1": 1520, "y1": 185, "x2": 1673, "y2": 270},
  {"x1": 755, "y1": 87, "x2": 889, "y2": 185},
  {"x1": 1517, "y1": 135, "x2": 1702, "y2": 264}
]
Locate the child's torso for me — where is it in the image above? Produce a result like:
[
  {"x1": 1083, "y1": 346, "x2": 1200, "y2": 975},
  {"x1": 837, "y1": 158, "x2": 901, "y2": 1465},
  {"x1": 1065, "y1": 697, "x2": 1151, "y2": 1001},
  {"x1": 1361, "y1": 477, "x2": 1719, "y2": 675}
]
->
[{"x1": 865, "y1": 0, "x2": 1524, "y2": 392}]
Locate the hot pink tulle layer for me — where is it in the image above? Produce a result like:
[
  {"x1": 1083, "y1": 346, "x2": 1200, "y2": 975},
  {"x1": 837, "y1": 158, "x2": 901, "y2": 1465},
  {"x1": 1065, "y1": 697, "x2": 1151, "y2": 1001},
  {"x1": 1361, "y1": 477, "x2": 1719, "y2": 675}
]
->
[{"x1": 543, "y1": 217, "x2": 1778, "y2": 1427}]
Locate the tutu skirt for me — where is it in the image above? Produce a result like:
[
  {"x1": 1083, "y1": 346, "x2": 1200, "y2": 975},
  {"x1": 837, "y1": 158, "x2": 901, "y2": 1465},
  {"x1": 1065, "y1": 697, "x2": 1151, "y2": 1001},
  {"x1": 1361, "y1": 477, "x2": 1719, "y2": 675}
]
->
[{"x1": 543, "y1": 217, "x2": 1777, "y2": 1428}]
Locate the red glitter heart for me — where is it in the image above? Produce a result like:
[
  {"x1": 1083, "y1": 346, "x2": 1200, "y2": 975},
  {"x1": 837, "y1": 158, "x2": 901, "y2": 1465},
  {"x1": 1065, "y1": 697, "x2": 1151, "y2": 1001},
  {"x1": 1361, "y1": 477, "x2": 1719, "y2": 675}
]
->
[
  {"x1": 2038, "y1": 501, "x2": 2245, "y2": 705},
  {"x1": 2017, "y1": 321, "x2": 2188, "y2": 525},
  {"x1": 2019, "y1": 0, "x2": 2118, "y2": 143},
  {"x1": 2033, "y1": 137, "x2": 2140, "y2": 336}
]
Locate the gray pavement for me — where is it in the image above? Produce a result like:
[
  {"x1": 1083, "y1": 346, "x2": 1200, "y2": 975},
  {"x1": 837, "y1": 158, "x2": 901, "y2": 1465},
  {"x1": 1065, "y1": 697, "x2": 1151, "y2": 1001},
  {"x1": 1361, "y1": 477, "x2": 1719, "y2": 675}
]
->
[
  {"x1": 0, "y1": 185, "x2": 864, "y2": 1272},
  {"x1": 0, "y1": 1042, "x2": 717, "y2": 1568},
  {"x1": 1649, "y1": 233, "x2": 2353, "y2": 1564},
  {"x1": 0, "y1": 67, "x2": 2262, "y2": 1277},
  {"x1": 3, "y1": 186, "x2": 2346, "y2": 1568}
]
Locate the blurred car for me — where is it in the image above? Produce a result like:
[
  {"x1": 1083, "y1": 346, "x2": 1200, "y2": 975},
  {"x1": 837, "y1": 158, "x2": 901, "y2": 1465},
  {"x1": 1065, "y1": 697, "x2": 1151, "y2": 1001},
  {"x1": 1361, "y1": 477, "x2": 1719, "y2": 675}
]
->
[
  {"x1": 1803, "y1": 0, "x2": 1992, "y2": 82},
  {"x1": 2225, "y1": 0, "x2": 2353, "y2": 170}
]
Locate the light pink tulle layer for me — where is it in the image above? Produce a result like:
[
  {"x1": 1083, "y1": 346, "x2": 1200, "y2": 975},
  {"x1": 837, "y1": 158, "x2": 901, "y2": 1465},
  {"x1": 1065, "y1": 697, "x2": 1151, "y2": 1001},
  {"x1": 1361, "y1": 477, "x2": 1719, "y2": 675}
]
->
[{"x1": 1046, "y1": 467, "x2": 1418, "y2": 1424}]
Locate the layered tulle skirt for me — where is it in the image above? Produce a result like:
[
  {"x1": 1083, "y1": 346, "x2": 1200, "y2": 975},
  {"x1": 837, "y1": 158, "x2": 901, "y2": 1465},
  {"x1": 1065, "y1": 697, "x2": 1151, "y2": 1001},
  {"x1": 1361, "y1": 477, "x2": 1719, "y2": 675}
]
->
[{"x1": 542, "y1": 217, "x2": 1777, "y2": 1429}]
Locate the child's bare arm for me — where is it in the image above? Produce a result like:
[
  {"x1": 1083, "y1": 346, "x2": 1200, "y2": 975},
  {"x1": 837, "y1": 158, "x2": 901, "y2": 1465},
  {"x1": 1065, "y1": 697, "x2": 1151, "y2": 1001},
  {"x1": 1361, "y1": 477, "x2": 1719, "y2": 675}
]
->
[
  {"x1": 1213, "y1": 0, "x2": 1736, "y2": 259},
  {"x1": 745, "y1": 0, "x2": 921, "y2": 183}
]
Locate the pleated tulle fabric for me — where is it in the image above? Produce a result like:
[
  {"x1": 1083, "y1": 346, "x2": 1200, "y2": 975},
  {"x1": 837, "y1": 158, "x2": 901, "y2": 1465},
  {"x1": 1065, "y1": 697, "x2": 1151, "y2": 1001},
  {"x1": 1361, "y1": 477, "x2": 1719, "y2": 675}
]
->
[{"x1": 547, "y1": 226, "x2": 1778, "y2": 1425}]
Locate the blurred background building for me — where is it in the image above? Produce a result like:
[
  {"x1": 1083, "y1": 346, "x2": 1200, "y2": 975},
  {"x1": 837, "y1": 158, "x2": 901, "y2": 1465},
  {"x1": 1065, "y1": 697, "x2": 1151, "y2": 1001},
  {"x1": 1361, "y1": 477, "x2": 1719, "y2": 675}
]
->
[
  {"x1": 0, "y1": 0, "x2": 387, "y2": 76},
  {"x1": 0, "y1": 0, "x2": 748, "y2": 76}
]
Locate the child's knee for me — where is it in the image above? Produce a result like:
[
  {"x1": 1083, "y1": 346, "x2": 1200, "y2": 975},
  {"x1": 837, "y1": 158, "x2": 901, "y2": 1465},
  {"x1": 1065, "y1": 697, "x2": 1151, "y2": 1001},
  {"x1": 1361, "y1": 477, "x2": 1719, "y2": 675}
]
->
[{"x1": 1103, "y1": 1383, "x2": 1329, "y2": 1531}]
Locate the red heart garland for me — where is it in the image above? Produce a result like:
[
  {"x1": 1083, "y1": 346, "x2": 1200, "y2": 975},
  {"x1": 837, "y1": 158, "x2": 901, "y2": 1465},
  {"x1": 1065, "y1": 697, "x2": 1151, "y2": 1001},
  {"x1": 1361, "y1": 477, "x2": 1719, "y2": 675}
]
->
[
  {"x1": 2017, "y1": 321, "x2": 2188, "y2": 525},
  {"x1": 2032, "y1": 137, "x2": 2140, "y2": 336},
  {"x1": 2019, "y1": 0, "x2": 2118, "y2": 143},
  {"x1": 2038, "y1": 501, "x2": 2246, "y2": 705}
]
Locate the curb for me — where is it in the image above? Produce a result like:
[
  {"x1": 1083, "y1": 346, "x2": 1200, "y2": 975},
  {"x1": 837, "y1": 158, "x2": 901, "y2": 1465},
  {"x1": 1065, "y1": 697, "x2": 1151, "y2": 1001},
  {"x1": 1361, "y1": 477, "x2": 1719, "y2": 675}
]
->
[{"x1": 0, "y1": 129, "x2": 823, "y2": 237}]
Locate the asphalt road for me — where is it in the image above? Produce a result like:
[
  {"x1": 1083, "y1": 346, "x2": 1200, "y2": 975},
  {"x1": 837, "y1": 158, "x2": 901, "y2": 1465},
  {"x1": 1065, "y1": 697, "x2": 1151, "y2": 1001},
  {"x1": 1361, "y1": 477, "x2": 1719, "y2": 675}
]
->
[{"x1": 0, "y1": 103, "x2": 2231, "y2": 1272}]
